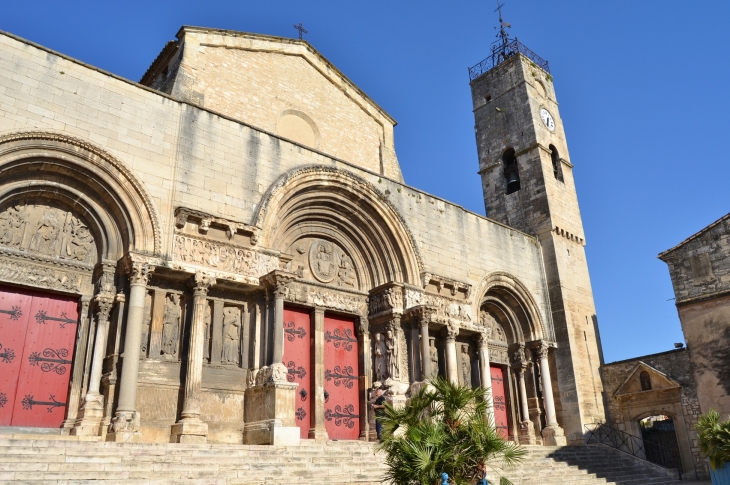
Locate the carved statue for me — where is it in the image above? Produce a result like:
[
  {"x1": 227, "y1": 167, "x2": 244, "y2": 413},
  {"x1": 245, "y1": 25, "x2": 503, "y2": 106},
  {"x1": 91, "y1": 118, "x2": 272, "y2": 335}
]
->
[
  {"x1": 461, "y1": 344, "x2": 472, "y2": 387},
  {"x1": 386, "y1": 329, "x2": 400, "y2": 380},
  {"x1": 203, "y1": 303, "x2": 212, "y2": 361},
  {"x1": 374, "y1": 333, "x2": 386, "y2": 383},
  {"x1": 31, "y1": 210, "x2": 62, "y2": 255},
  {"x1": 429, "y1": 337, "x2": 439, "y2": 378},
  {"x1": 66, "y1": 217, "x2": 93, "y2": 261},
  {"x1": 311, "y1": 240, "x2": 335, "y2": 282},
  {"x1": 0, "y1": 205, "x2": 27, "y2": 247},
  {"x1": 222, "y1": 307, "x2": 241, "y2": 365},
  {"x1": 161, "y1": 294, "x2": 181, "y2": 357},
  {"x1": 338, "y1": 253, "x2": 356, "y2": 287}
]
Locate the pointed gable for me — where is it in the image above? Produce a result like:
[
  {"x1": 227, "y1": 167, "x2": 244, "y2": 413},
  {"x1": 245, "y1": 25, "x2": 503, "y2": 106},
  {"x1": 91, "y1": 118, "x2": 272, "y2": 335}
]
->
[{"x1": 614, "y1": 362, "x2": 681, "y2": 398}]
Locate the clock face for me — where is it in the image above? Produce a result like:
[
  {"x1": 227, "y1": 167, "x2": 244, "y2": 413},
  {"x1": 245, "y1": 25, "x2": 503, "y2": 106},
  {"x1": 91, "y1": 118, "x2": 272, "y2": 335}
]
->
[{"x1": 540, "y1": 108, "x2": 555, "y2": 131}]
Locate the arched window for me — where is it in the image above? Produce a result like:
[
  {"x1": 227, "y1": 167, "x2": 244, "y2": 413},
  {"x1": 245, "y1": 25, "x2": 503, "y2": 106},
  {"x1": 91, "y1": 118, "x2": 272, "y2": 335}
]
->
[
  {"x1": 502, "y1": 148, "x2": 520, "y2": 194},
  {"x1": 550, "y1": 144, "x2": 563, "y2": 182},
  {"x1": 640, "y1": 371, "x2": 652, "y2": 391}
]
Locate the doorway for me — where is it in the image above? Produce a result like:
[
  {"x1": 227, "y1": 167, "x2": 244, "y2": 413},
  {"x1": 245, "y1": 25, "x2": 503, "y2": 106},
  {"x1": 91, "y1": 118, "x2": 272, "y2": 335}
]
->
[
  {"x1": 0, "y1": 285, "x2": 79, "y2": 428},
  {"x1": 640, "y1": 415, "x2": 683, "y2": 475},
  {"x1": 323, "y1": 314, "x2": 359, "y2": 440}
]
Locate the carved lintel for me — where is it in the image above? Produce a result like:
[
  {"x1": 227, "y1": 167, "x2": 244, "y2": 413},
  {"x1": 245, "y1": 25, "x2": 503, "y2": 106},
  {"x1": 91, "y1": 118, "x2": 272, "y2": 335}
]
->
[
  {"x1": 421, "y1": 272, "x2": 472, "y2": 299},
  {"x1": 172, "y1": 234, "x2": 279, "y2": 278},
  {"x1": 260, "y1": 270, "x2": 298, "y2": 299},
  {"x1": 0, "y1": 252, "x2": 91, "y2": 294}
]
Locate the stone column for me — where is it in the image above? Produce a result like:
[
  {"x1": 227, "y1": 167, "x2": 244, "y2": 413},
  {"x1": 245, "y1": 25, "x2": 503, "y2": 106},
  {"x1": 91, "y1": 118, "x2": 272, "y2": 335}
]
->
[
  {"x1": 511, "y1": 343, "x2": 536, "y2": 444},
  {"x1": 418, "y1": 308, "x2": 434, "y2": 380},
  {"x1": 444, "y1": 324, "x2": 459, "y2": 384},
  {"x1": 357, "y1": 316, "x2": 370, "y2": 441},
  {"x1": 476, "y1": 332, "x2": 495, "y2": 418},
  {"x1": 73, "y1": 294, "x2": 114, "y2": 436},
  {"x1": 309, "y1": 307, "x2": 328, "y2": 440},
  {"x1": 62, "y1": 296, "x2": 91, "y2": 431},
  {"x1": 409, "y1": 320, "x2": 421, "y2": 382},
  {"x1": 261, "y1": 271, "x2": 297, "y2": 370},
  {"x1": 107, "y1": 260, "x2": 153, "y2": 442},
  {"x1": 171, "y1": 271, "x2": 216, "y2": 443},
  {"x1": 536, "y1": 341, "x2": 566, "y2": 446}
]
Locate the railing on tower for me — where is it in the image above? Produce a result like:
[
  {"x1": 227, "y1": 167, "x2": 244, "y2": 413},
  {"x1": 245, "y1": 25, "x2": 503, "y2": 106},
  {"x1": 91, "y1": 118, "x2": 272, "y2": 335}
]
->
[
  {"x1": 468, "y1": 38, "x2": 550, "y2": 82},
  {"x1": 584, "y1": 423, "x2": 682, "y2": 478}
]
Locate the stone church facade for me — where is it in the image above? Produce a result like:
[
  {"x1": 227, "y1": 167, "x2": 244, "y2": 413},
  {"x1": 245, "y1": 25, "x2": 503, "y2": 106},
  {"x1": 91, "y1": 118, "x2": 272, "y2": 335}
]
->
[{"x1": 0, "y1": 27, "x2": 605, "y2": 445}]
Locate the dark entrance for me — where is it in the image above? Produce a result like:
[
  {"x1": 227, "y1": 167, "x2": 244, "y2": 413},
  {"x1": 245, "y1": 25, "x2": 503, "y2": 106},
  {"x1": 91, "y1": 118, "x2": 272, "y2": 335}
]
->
[{"x1": 640, "y1": 415, "x2": 683, "y2": 476}]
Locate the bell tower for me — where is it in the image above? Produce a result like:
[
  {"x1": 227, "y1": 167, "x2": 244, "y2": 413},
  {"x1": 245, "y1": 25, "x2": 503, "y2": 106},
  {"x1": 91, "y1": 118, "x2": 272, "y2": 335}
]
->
[{"x1": 469, "y1": 21, "x2": 606, "y2": 443}]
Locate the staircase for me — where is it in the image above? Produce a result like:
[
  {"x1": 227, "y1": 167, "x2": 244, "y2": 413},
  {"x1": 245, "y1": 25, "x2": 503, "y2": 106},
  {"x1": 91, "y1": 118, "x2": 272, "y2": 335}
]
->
[{"x1": 0, "y1": 435, "x2": 683, "y2": 484}]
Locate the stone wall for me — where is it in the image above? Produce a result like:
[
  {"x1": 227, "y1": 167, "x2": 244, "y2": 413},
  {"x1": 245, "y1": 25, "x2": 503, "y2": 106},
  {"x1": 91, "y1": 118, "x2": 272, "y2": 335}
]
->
[
  {"x1": 602, "y1": 349, "x2": 707, "y2": 480},
  {"x1": 0, "y1": 30, "x2": 552, "y2": 330}
]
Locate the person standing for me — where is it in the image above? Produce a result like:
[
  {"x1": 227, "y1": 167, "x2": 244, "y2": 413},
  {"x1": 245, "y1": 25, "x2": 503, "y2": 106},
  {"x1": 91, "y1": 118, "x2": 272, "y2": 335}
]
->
[{"x1": 371, "y1": 388, "x2": 387, "y2": 440}]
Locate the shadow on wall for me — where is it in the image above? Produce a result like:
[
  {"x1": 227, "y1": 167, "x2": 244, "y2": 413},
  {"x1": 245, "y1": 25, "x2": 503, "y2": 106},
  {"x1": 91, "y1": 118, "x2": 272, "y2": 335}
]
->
[{"x1": 695, "y1": 320, "x2": 730, "y2": 396}]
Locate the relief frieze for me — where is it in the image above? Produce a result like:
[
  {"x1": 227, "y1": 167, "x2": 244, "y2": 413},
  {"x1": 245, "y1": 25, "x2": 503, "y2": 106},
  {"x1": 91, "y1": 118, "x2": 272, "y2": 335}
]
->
[
  {"x1": 0, "y1": 250, "x2": 91, "y2": 294},
  {"x1": 172, "y1": 234, "x2": 280, "y2": 280},
  {"x1": 284, "y1": 281, "x2": 367, "y2": 315}
]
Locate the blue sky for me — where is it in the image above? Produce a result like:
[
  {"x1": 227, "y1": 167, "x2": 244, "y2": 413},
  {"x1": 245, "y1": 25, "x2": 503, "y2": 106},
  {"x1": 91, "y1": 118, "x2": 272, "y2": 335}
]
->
[{"x1": 2, "y1": 1, "x2": 728, "y2": 362}]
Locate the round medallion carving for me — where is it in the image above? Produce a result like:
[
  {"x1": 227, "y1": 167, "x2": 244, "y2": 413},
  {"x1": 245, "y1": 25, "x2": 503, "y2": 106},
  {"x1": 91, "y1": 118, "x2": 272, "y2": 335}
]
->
[{"x1": 309, "y1": 239, "x2": 337, "y2": 283}]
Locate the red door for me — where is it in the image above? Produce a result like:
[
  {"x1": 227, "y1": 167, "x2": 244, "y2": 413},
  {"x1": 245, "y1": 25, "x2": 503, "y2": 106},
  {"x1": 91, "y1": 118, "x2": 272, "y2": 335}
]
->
[
  {"x1": 324, "y1": 315, "x2": 359, "y2": 440},
  {"x1": 490, "y1": 365, "x2": 509, "y2": 439},
  {"x1": 282, "y1": 307, "x2": 311, "y2": 439},
  {"x1": 0, "y1": 286, "x2": 79, "y2": 427}
]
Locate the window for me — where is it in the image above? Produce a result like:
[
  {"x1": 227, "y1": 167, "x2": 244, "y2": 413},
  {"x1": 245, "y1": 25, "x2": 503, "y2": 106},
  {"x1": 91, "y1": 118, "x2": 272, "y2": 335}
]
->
[
  {"x1": 502, "y1": 148, "x2": 520, "y2": 194},
  {"x1": 640, "y1": 371, "x2": 652, "y2": 391},
  {"x1": 550, "y1": 144, "x2": 563, "y2": 182}
]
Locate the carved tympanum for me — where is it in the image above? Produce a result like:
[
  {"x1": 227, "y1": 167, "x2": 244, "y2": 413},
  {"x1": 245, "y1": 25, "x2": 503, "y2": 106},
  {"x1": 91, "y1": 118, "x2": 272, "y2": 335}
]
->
[{"x1": 0, "y1": 204, "x2": 95, "y2": 262}]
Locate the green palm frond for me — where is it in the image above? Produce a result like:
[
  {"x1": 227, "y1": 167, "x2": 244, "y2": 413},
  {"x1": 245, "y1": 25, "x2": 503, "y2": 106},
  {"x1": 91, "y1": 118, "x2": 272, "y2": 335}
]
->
[
  {"x1": 696, "y1": 409, "x2": 730, "y2": 470},
  {"x1": 377, "y1": 377, "x2": 524, "y2": 485}
]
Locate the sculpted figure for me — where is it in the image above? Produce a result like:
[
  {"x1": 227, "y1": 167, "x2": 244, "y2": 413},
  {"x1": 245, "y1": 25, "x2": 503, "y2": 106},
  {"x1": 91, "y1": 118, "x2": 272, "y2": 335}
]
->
[
  {"x1": 429, "y1": 337, "x2": 439, "y2": 378},
  {"x1": 32, "y1": 210, "x2": 62, "y2": 255},
  {"x1": 66, "y1": 218, "x2": 94, "y2": 261},
  {"x1": 461, "y1": 344, "x2": 472, "y2": 387},
  {"x1": 222, "y1": 307, "x2": 241, "y2": 365},
  {"x1": 313, "y1": 241, "x2": 334, "y2": 280},
  {"x1": 386, "y1": 329, "x2": 400, "y2": 380},
  {"x1": 0, "y1": 206, "x2": 27, "y2": 248},
  {"x1": 374, "y1": 333, "x2": 387, "y2": 382},
  {"x1": 338, "y1": 253, "x2": 356, "y2": 287},
  {"x1": 203, "y1": 303, "x2": 212, "y2": 361},
  {"x1": 162, "y1": 294, "x2": 181, "y2": 357}
]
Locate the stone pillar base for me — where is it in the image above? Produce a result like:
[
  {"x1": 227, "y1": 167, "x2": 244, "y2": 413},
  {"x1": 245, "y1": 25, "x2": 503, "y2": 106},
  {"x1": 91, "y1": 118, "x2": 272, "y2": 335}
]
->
[
  {"x1": 308, "y1": 427, "x2": 329, "y2": 441},
  {"x1": 106, "y1": 411, "x2": 142, "y2": 442},
  {"x1": 518, "y1": 420, "x2": 537, "y2": 445},
  {"x1": 542, "y1": 425, "x2": 567, "y2": 446},
  {"x1": 243, "y1": 375, "x2": 299, "y2": 446},
  {"x1": 170, "y1": 419, "x2": 208, "y2": 444},
  {"x1": 71, "y1": 404, "x2": 104, "y2": 437}
]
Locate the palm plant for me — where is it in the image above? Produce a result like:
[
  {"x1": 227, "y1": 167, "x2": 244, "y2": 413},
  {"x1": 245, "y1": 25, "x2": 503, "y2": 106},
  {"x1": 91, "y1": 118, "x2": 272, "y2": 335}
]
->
[
  {"x1": 376, "y1": 376, "x2": 525, "y2": 485},
  {"x1": 696, "y1": 409, "x2": 730, "y2": 470}
]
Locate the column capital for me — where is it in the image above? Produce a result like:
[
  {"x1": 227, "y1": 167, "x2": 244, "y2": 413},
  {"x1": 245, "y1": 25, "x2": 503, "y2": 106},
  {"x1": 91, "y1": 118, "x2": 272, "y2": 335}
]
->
[
  {"x1": 475, "y1": 330, "x2": 489, "y2": 349},
  {"x1": 95, "y1": 296, "x2": 114, "y2": 322},
  {"x1": 534, "y1": 340, "x2": 554, "y2": 360},
  {"x1": 261, "y1": 270, "x2": 298, "y2": 299},
  {"x1": 191, "y1": 271, "x2": 216, "y2": 296},
  {"x1": 444, "y1": 323, "x2": 459, "y2": 341},
  {"x1": 510, "y1": 343, "x2": 529, "y2": 373}
]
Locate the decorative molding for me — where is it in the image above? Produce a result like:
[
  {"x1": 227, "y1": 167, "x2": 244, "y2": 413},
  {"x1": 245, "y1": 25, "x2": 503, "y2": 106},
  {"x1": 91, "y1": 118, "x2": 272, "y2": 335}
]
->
[
  {"x1": 420, "y1": 272, "x2": 472, "y2": 298},
  {"x1": 553, "y1": 225, "x2": 585, "y2": 246},
  {"x1": 174, "y1": 207, "x2": 260, "y2": 245},
  {"x1": 0, "y1": 131, "x2": 162, "y2": 255},
  {"x1": 252, "y1": 166, "x2": 423, "y2": 275},
  {"x1": 0, "y1": 247, "x2": 93, "y2": 294},
  {"x1": 284, "y1": 281, "x2": 367, "y2": 316}
]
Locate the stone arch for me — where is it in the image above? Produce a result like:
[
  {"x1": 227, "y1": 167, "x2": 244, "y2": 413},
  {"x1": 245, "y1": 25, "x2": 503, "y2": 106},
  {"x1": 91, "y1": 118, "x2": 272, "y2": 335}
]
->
[
  {"x1": 254, "y1": 166, "x2": 422, "y2": 288},
  {"x1": 276, "y1": 109, "x2": 320, "y2": 149},
  {"x1": 0, "y1": 131, "x2": 162, "y2": 259},
  {"x1": 474, "y1": 271, "x2": 547, "y2": 344}
]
